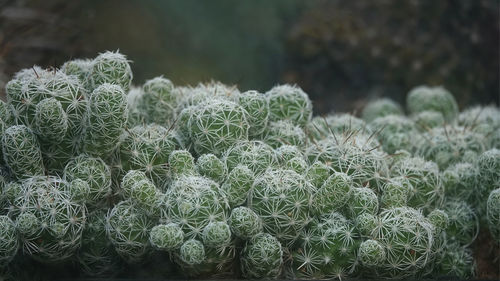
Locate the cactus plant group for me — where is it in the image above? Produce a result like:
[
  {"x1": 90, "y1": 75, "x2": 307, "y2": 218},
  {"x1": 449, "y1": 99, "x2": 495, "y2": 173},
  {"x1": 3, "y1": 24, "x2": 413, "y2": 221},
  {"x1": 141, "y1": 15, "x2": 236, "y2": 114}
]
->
[{"x1": 0, "y1": 50, "x2": 498, "y2": 280}]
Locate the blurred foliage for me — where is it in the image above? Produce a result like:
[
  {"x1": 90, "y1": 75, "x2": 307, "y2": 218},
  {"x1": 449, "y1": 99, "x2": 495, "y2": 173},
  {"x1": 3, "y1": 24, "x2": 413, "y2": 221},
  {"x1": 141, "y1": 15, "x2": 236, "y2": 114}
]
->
[
  {"x1": 0, "y1": 0, "x2": 498, "y2": 113},
  {"x1": 284, "y1": 0, "x2": 499, "y2": 114}
]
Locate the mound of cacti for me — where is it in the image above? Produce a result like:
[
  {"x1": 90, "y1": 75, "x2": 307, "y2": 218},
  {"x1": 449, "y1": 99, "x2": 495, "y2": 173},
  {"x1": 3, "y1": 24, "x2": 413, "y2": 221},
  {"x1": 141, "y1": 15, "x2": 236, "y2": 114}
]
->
[{"x1": 0, "y1": 50, "x2": 498, "y2": 280}]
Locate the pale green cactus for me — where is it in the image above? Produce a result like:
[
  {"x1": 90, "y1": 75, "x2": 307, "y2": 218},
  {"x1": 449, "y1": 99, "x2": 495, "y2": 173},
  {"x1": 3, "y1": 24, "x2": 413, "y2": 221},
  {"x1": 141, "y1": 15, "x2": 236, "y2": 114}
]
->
[
  {"x1": 34, "y1": 97, "x2": 68, "y2": 143},
  {"x1": 2, "y1": 125, "x2": 45, "y2": 179},
  {"x1": 266, "y1": 84, "x2": 312, "y2": 127},
  {"x1": 88, "y1": 51, "x2": 133, "y2": 92},
  {"x1": 263, "y1": 120, "x2": 306, "y2": 149},
  {"x1": 83, "y1": 83, "x2": 128, "y2": 158},
  {"x1": 149, "y1": 223, "x2": 185, "y2": 251},
  {"x1": 305, "y1": 161, "x2": 331, "y2": 189},
  {"x1": 443, "y1": 200, "x2": 478, "y2": 246},
  {"x1": 202, "y1": 221, "x2": 232, "y2": 248},
  {"x1": 238, "y1": 90, "x2": 269, "y2": 137},
  {"x1": 407, "y1": 85, "x2": 458, "y2": 122},
  {"x1": 228, "y1": 206, "x2": 262, "y2": 240},
  {"x1": 138, "y1": 76, "x2": 177, "y2": 125},
  {"x1": 241, "y1": 233, "x2": 283, "y2": 279},
  {"x1": 362, "y1": 98, "x2": 403, "y2": 122},
  {"x1": 347, "y1": 187, "x2": 379, "y2": 218},
  {"x1": 61, "y1": 58, "x2": 93, "y2": 82},
  {"x1": 358, "y1": 239, "x2": 386, "y2": 267},
  {"x1": 486, "y1": 188, "x2": 500, "y2": 242},
  {"x1": 196, "y1": 154, "x2": 227, "y2": 183},
  {"x1": 413, "y1": 110, "x2": 445, "y2": 130},
  {"x1": 223, "y1": 140, "x2": 276, "y2": 175},
  {"x1": 188, "y1": 99, "x2": 249, "y2": 156},
  {"x1": 0, "y1": 216, "x2": 18, "y2": 268},
  {"x1": 248, "y1": 168, "x2": 314, "y2": 246},
  {"x1": 312, "y1": 172, "x2": 352, "y2": 215},
  {"x1": 168, "y1": 150, "x2": 196, "y2": 179},
  {"x1": 221, "y1": 165, "x2": 254, "y2": 208},
  {"x1": 64, "y1": 154, "x2": 112, "y2": 207},
  {"x1": 179, "y1": 239, "x2": 205, "y2": 265}
]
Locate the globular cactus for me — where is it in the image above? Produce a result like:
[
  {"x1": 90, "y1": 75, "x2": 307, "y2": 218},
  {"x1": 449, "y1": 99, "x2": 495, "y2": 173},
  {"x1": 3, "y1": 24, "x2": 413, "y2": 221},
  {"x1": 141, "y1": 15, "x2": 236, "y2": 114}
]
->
[
  {"x1": 307, "y1": 113, "x2": 369, "y2": 141},
  {"x1": 263, "y1": 120, "x2": 306, "y2": 149},
  {"x1": 358, "y1": 239, "x2": 386, "y2": 268},
  {"x1": 162, "y1": 175, "x2": 229, "y2": 239},
  {"x1": 188, "y1": 99, "x2": 249, "y2": 156},
  {"x1": 458, "y1": 105, "x2": 500, "y2": 148},
  {"x1": 486, "y1": 188, "x2": 500, "y2": 242},
  {"x1": 105, "y1": 200, "x2": 155, "y2": 263},
  {"x1": 61, "y1": 58, "x2": 93, "y2": 82},
  {"x1": 138, "y1": 76, "x2": 178, "y2": 125},
  {"x1": 221, "y1": 165, "x2": 254, "y2": 208},
  {"x1": 83, "y1": 83, "x2": 128, "y2": 158},
  {"x1": 117, "y1": 124, "x2": 179, "y2": 186},
  {"x1": 168, "y1": 150, "x2": 196, "y2": 179},
  {"x1": 406, "y1": 85, "x2": 458, "y2": 122},
  {"x1": 179, "y1": 239, "x2": 206, "y2": 265},
  {"x1": 441, "y1": 162, "x2": 478, "y2": 201},
  {"x1": 435, "y1": 242, "x2": 476, "y2": 279},
  {"x1": 354, "y1": 212, "x2": 380, "y2": 239},
  {"x1": 391, "y1": 156, "x2": 443, "y2": 211},
  {"x1": 374, "y1": 207, "x2": 434, "y2": 278},
  {"x1": 290, "y1": 212, "x2": 358, "y2": 279},
  {"x1": 362, "y1": 98, "x2": 403, "y2": 122},
  {"x1": 238, "y1": 90, "x2": 269, "y2": 137},
  {"x1": 241, "y1": 233, "x2": 283, "y2": 279},
  {"x1": 223, "y1": 140, "x2": 276, "y2": 175},
  {"x1": 347, "y1": 187, "x2": 379, "y2": 218},
  {"x1": 416, "y1": 126, "x2": 484, "y2": 170},
  {"x1": 2, "y1": 125, "x2": 45, "y2": 179},
  {"x1": 248, "y1": 168, "x2": 314, "y2": 246},
  {"x1": 87, "y1": 51, "x2": 133, "y2": 92},
  {"x1": 275, "y1": 144, "x2": 304, "y2": 164},
  {"x1": 284, "y1": 156, "x2": 308, "y2": 174},
  {"x1": 196, "y1": 154, "x2": 227, "y2": 183},
  {"x1": 413, "y1": 110, "x2": 445, "y2": 131},
  {"x1": 312, "y1": 172, "x2": 352, "y2": 215},
  {"x1": 78, "y1": 210, "x2": 121, "y2": 277},
  {"x1": 63, "y1": 154, "x2": 112, "y2": 207},
  {"x1": 0, "y1": 216, "x2": 18, "y2": 268},
  {"x1": 149, "y1": 223, "x2": 185, "y2": 251},
  {"x1": 368, "y1": 115, "x2": 416, "y2": 154},
  {"x1": 379, "y1": 177, "x2": 409, "y2": 208},
  {"x1": 10, "y1": 176, "x2": 86, "y2": 263},
  {"x1": 266, "y1": 84, "x2": 312, "y2": 127},
  {"x1": 305, "y1": 161, "x2": 331, "y2": 189},
  {"x1": 120, "y1": 170, "x2": 162, "y2": 216},
  {"x1": 34, "y1": 97, "x2": 68, "y2": 143},
  {"x1": 443, "y1": 200, "x2": 478, "y2": 246},
  {"x1": 476, "y1": 149, "x2": 500, "y2": 214},
  {"x1": 202, "y1": 221, "x2": 232, "y2": 248},
  {"x1": 228, "y1": 206, "x2": 262, "y2": 240}
]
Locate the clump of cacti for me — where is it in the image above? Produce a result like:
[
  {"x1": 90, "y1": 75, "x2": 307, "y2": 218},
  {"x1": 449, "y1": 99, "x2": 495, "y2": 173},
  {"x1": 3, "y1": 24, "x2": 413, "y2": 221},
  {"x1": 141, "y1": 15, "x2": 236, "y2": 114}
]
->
[{"x1": 0, "y1": 50, "x2": 498, "y2": 281}]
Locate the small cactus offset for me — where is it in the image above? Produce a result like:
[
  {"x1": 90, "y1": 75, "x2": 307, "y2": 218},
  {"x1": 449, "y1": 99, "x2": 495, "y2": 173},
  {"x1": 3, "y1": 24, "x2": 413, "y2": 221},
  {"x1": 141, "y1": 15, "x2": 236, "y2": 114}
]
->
[{"x1": 0, "y1": 50, "x2": 498, "y2": 280}]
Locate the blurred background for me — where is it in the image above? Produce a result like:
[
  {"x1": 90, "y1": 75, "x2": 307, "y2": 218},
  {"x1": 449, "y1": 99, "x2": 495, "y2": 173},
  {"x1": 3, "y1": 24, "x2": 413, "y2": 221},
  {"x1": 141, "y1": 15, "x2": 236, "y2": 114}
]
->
[{"x1": 0, "y1": 0, "x2": 498, "y2": 114}]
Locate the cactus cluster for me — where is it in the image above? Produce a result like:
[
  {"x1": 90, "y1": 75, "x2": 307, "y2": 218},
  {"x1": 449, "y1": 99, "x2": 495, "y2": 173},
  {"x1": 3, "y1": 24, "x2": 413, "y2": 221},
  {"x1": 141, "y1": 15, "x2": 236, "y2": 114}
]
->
[{"x1": 0, "y1": 50, "x2": 498, "y2": 280}]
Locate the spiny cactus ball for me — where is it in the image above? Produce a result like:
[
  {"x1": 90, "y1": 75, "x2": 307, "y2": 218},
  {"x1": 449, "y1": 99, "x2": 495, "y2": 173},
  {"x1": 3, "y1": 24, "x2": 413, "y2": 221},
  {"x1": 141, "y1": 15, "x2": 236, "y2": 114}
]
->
[
  {"x1": 358, "y1": 239, "x2": 386, "y2": 267},
  {"x1": 263, "y1": 120, "x2": 306, "y2": 149},
  {"x1": 139, "y1": 76, "x2": 177, "y2": 124},
  {"x1": 0, "y1": 216, "x2": 18, "y2": 268},
  {"x1": 228, "y1": 206, "x2": 262, "y2": 240},
  {"x1": 196, "y1": 153, "x2": 227, "y2": 183},
  {"x1": 221, "y1": 165, "x2": 255, "y2": 208},
  {"x1": 179, "y1": 239, "x2": 206, "y2": 265},
  {"x1": 188, "y1": 99, "x2": 249, "y2": 156},
  {"x1": 362, "y1": 98, "x2": 403, "y2": 122},
  {"x1": 486, "y1": 188, "x2": 500, "y2": 242},
  {"x1": 34, "y1": 97, "x2": 68, "y2": 143},
  {"x1": 202, "y1": 221, "x2": 232, "y2": 248},
  {"x1": 312, "y1": 172, "x2": 352, "y2": 215},
  {"x1": 149, "y1": 223, "x2": 185, "y2": 251},
  {"x1": 241, "y1": 233, "x2": 283, "y2": 279},
  {"x1": 407, "y1": 85, "x2": 458, "y2": 121},
  {"x1": 223, "y1": 140, "x2": 276, "y2": 175},
  {"x1": 88, "y1": 51, "x2": 133, "y2": 92},
  {"x1": 238, "y1": 90, "x2": 269, "y2": 137},
  {"x1": 266, "y1": 84, "x2": 312, "y2": 127}
]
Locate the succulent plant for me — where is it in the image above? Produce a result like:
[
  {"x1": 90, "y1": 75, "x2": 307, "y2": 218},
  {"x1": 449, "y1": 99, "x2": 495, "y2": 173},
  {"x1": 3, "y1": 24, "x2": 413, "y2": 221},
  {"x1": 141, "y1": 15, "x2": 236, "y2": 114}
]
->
[
  {"x1": 188, "y1": 99, "x2": 249, "y2": 156},
  {"x1": 83, "y1": 83, "x2": 128, "y2": 159},
  {"x1": 486, "y1": 188, "x2": 500, "y2": 242},
  {"x1": 312, "y1": 172, "x2": 352, "y2": 215},
  {"x1": 241, "y1": 233, "x2": 283, "y2": 279},
  {"x1": 362, "y1": 98, "x2": 403, "y2": 122},
  {"x1": 0, "y1": 216, "x2": 18, "y2": 268},
  {"x1": 228, "y1": 206, "x2": 262, "y2": 240},
  {"x1": 138, "y1": 76, "x2": 177, "y2": 125},
  {"x1": 263, "y1": 120, "x2": 306, "y2": 149},
  {"x1": 266, "y1": 84, "x2": 312, "y2": 127},
  {"x1": 407, "y1": 86, "x2": 458, "y2": 122},
  {"x1": 248, "y1": 168, "x2": 314, "y2": 246},
  {"x1": 202, "y1": 221, "x2": 232, "y2": 248},
  {"x1": 87, "y1": 51, "x2": 133, "y2": 92},
  {"x1": 9, "y1": 176, "x2": 86, "y2": 263},
  {"x1": 443, "y1": 200, "x2": 479, "y2": 246},
  {"x1": 179, "y1": 239, "x2": 206, "y2": 265},
  {"x1": 2, "y1": 125, "x2": 45, "y2": 179},
  {"x1": 358, "y1": 239, "x2": 386, "y2": 267},
  {"x1": 221, "y1": 165, "x2": 254, "y2": 208},
  {"x1": 223, "y1": 140, "x2": 276, "y2": 175},
  {"x1": 149, "y1": 223, "x2": 185, "y2": 251},
  {"x1": 435, "y1": 242, "x2": 476, "y2": 278},
  {"x1": 196, "y1": 154, "x2": 227, "y2": 183},
  {"x1": 238, "y1": 90, "x2": 269, "y2": 137}
]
